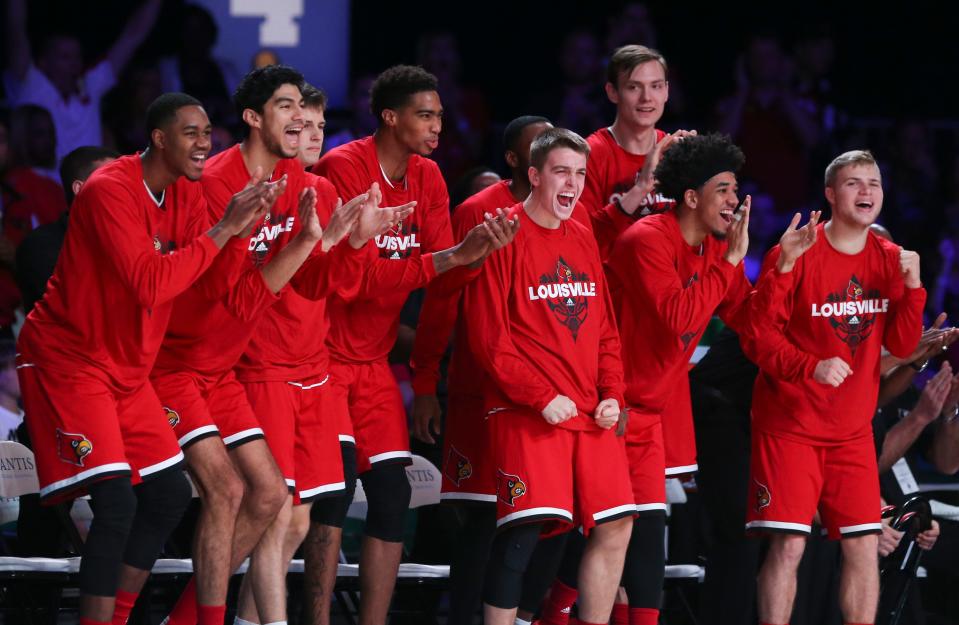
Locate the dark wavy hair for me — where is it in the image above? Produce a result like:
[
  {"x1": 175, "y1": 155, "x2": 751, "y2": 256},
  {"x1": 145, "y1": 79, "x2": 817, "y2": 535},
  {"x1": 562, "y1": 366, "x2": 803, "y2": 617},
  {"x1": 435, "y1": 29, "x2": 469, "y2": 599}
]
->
[
  {"x1": 654, "y1": 133, "x2": 744, "y2": 202},
  {"x1": 369, "y1": 65, "x2": 438, "y2": 118}
]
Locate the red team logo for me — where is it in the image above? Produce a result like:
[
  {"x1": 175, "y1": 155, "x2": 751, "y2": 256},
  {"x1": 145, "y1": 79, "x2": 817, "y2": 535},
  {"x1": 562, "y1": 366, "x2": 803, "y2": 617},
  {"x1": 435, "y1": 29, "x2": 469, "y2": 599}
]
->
[
  {"x1": 812, "y1": 275, "x2": 888, "y2": 354},
  {"x1": 754, "y1": 478, "x2": 771, "y2": 513},
  {"x1": 496, "y1": 469, "x2": 527, "y2": 506},
  {"x1": 530, "y1": 258, "x2": 596, "y2": 340},
  {"x1": 56, "y1": 429, "x2": 93, "y2": 467},
  {"x1": 443, "y1": 446, "x2": 473, "y2": 487},
  {"x1": 164, "y1": 407, "x2": 180, "y2": 428},
  {"x1": 248, "y1": 212, "x2": 294, "y2": 266}
]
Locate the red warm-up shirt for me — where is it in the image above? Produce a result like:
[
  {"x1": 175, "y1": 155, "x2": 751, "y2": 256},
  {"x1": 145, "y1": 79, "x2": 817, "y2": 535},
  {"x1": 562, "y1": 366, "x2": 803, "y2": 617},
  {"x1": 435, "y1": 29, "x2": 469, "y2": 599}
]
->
[
  {"x1": 236, "y1": 171, "x2": 368, "y2": 383},
  {"x1": 313, "y1": 136, "x2": 458, "y2": 364},
  {"x1": 741, "y1": 224, "x2": 926, "y2": 444},
  {"x1": 18, "y1": 155, "x2": 219, "y2": 393},
  {"x1": 464, "y1": 204, "x2": 625, "y2": 429},
  {"x1": 606, "y1": 211, "x2": 752, "y2": 434},
  {"x1": 154, "y1": 145, "x2": 365, "y2": 380},
  {"x1": 582, "y1": 128, "x2": 675, "y2": 259},
  {"x1": 409, "y1": 180, "x2": 596, "y2": 396}
]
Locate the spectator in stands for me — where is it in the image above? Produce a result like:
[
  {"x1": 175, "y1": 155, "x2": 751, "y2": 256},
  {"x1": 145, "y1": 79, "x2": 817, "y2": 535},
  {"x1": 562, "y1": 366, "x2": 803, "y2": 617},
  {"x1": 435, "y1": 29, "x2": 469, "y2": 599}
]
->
[
  {"x1": 416, "y1": 31, "x2": 491, "y2": 184},
  {"x1": 323, "y1": 74, "x2": 377, "y2": 153},
  {"x1": 531, "y1": 30, "x2": 609, "y2": 137},
  {"x1": 15, "y1": 145, "x2": 118, "y2": 315},
  {"x1": 102, "y1": 62, "x2": 165, "y2": 155},
  {"x1": 159, "y1": 3, "x2": 241, "y2": 130},
  {"x1": 716, "y1": 33, "x2": 820, "y2": 215},
  {"x1": 3, "y1": 0, "x2": 162, "y2": 162},
  {"x1": 450, "y1": 166, "x2": 501, "y2": 209},
  {"x1": 252, "y1": 49, "x2": 280, "y2": 70},
  {"x1": 0, "y1": 340, "x2": 20, "y2": 441}
]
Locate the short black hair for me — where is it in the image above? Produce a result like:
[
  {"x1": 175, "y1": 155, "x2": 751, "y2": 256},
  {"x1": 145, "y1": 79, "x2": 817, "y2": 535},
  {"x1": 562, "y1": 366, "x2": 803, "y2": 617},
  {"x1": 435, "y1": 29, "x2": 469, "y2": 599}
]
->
[
  {"x1": 654, "y1": 133, "x2": 745, "y2": 202},
  {"x1": 301, "y1": 83, "x2": 328, "y2": 111},
  {"x1": 145, "y1": 92, "x2": 203, "y2": 146},
  {"x1": 233, "y1": 64, "x2": 305, "y2": 119},
  {"x1": 369, "y1": 65, "x2": 438, "y2": 119},
  {"x1": 59, "y1": 146, "x2": 119, "y2": 205},
  {"x1": 503, "y1": 115, "x2": 551, "y2": 152}
]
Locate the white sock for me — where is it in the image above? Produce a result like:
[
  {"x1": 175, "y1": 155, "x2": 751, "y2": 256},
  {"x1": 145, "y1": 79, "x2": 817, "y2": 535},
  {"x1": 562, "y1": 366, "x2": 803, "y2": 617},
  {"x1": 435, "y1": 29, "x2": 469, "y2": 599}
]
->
[
  {"x1": 234, "y1": 618, "x2": 259, "y2": 625},
  {"x1": 263, "y1": 621, "x2": 287, "y2": 625},
  {"x1": 515, "y1": 619, "x2": 533, "y2": 625}
]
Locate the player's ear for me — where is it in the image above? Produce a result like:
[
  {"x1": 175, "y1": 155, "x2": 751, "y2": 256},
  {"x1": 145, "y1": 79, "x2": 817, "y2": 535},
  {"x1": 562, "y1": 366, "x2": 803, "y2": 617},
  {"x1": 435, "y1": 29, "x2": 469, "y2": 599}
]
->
[
  {"x1": 604, "y1": 81, "x2": 619, "y2": 105},
  {"x1": 683, "y1": 188, "x2": 698, "y2": 209},
  {"x1": 381, "y1": 108, "x2": 397, "y2": 128},
  {"x1": 505, "y1": 149, "x2": 518, "y2": 169},
  {"x1": 72, "y1": 179, "x2": 84, "y2": 197},
  {"x1": 242, "y1": 108, "x2": 261, "y2": 130},
  {"x1": 151, "y1": 128, "x2": 165, "y2": 150},
  {"x1": 528, "y1": 166, "x2": 540, "y2": 187},
  {"x1": 824, "y1": 185, "x2": 836, "y2": 207}
]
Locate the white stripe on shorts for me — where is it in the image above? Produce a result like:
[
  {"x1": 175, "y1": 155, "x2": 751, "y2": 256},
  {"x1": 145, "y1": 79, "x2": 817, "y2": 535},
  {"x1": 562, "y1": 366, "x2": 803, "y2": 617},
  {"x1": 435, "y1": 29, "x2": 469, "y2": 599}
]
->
[
  {"x1": 178, "y1": 425, "x2": 219, "y2": 448},
  {"x1": 139, "y1": 451, "x2": 184, "y2": 478},
  {"x1": 39, "y1": 462, "x2": 131, "y2": 499},
  {"x1": 593, "y1": 503, "x2": 639, "y2": 522},
  {"x1": 222, "y1": 428, "x2": 264, "y2": 446},
  {"x1": 368, "y1": 450, "x2": 412, "y2": 464},
  {"x1": 497, "y1": 506, "x2": 573, "y2": 527}
]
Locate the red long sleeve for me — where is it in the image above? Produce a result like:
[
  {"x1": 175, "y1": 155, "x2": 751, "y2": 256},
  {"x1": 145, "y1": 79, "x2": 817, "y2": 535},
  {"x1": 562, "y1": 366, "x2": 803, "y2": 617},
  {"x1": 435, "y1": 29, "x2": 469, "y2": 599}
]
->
[
  {"x1": 464, "y1": 208, "x2": 625, "y2": 428},
  {"x1": 743, "y1": 225, "x2": 926, "y2": 444}
]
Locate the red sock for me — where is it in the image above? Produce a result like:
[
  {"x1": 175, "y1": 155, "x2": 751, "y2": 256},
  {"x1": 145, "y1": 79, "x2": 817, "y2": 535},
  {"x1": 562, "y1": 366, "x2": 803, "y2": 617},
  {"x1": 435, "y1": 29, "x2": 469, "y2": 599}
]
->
[
  {"x1": 540, "y1": 580, "x2": 578, "y2": 625},
  {"x1": 629, "y1": 607, "x2": 659, "y2": 625},
  {"x1": 112, "y1": 589, "x2": 139, "y2": 625},
  {"x1": 611, "y1": 602, "x2": 629, "y2": 625},
  {"x1": 197, "y1": 604, "x2": 226, "y2": 625},
  {"x1": 166, "y1": 577, "x2": 198, "y2": 625},
  {"x1": 81, "y1": 617, "x2": 111, "y2": 625}
]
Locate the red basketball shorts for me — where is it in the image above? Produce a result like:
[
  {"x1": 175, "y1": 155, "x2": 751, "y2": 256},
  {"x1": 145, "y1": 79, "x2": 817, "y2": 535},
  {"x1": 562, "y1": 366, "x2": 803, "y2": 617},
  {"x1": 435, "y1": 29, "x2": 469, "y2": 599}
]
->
[{"x1": 440, "y1": 393, "x2": 494, "y2": 504}]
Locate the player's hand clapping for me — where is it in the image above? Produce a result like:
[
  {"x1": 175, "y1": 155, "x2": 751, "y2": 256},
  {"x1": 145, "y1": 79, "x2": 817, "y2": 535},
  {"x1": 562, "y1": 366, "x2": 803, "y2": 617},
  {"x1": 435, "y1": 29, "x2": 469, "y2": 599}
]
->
[
  {"x1": 593, "y1": 398, "x2": 620, "y2": 430},
  {"x1": 542, "y1": 395, "x2": 577, "y2": 425},
  {"x1": 775, "y1": 210, "x2": 821, "y2": 273},
  {"x1": 348, "y1": 182, "x2": 416, "y2": 249},
  {"x1": 320, "y1": 192, "x2": 367, "y2": 251},
  {"x1": 813, "y1": 356, "x2": 853, "y2": 387},
  {"x1": 722, "y1": 194, "x2": 750, "y2": 266},
  {"x1": 620, "y1": 129, "x2": 696, "y2": 215},
  {"x1": 293, "y1": 187, "x2": 321, "y2": 244},
  {"x1": 218, "y1": 167, "x2": 286, "y2": 239},
  {"x1": 911, "y1": 363, "x2": 953, "y2": 425}
]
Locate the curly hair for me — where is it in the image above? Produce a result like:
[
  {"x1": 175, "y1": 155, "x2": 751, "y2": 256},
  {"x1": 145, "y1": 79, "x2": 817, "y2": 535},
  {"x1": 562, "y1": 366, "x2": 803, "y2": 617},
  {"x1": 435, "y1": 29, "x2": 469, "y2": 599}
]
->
[
  {"x1": 370, "y1": 65, "x2": 438, "y2": 118},
  {"x1": 653, "y1": 133, "x2": 745, "y2": 202}
]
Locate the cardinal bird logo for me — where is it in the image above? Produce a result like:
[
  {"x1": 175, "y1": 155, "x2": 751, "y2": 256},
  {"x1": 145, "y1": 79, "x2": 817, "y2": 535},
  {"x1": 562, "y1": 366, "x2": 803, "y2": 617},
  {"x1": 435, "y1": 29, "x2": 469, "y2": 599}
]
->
[
  {"x1": 754, "y1": 479, "x2": 771, "y2": 513},
  {"x1": 57, "y1": 429, "x2": 93, "y2": 467},
  {"x1": 443, "y1": 446, "x2": 473, "y2": 487},
  {"x1": 496, "y1": 469, "x2": 527, "y2": 507},
  {"x1": 541, "y1": 258, "x2": 590, "y2": 340},
  {"x1": 164, "y1": 407, "x2": 180, "y2": 428},
  {"x1": 824, "y1": 275, "x2": 879, "y2": 354}
]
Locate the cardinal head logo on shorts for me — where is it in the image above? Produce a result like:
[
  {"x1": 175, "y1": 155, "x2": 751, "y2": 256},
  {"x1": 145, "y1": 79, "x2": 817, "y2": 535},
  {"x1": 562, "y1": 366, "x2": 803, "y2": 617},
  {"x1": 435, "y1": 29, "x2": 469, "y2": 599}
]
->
[
  {"x1": 443, "y1": 446, "x2": 472, "y2": 487},
  {"x1": 754, "y1": 478, "x2": 771, "y2": 513},
  {"x1": 164, "y1": 407, "x2": 180, "y2": 428},
  {"x1": 56, "y1": 429, "x2": 93, "y2": 467},
  {"x1": 496, "y1": 469, "x2": 527, "y2": 507}
]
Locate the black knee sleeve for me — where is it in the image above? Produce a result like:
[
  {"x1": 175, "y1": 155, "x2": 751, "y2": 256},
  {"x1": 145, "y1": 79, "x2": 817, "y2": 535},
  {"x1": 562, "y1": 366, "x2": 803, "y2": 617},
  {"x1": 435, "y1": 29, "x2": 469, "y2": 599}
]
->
[
  {"x1": 621, "y1": 513, "x2": 666, "y2": 608},
  {"x1": 518, "y1": 531, "x2": 572, "y2": 612},
  {"x1": 309, "y1": 443, "x2": 357, "y2": 528},
  {"x1": 81, "y1": 477, "x2": 137, "y2": 597},
  {"x1": 123, "y1": 470, "x2": 192, "y2": 570},
  {"x1": 448, "y1": 506, "x2": 498, "y2": 625},
  {"x1": 483, "y1": 523, "x2": 542, "y2": 609},
  {"x1": 361, "y1": 464, "x2": 411, "y2": 542}
]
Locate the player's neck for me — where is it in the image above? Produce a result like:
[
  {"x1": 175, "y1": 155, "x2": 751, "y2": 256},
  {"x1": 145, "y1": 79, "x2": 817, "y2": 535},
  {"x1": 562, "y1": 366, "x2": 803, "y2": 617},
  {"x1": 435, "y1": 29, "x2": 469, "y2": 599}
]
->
[
  {"x1": 609, "y1": 117, "x2": 657, "y2": 155},
  {"x1": 373, "y1": 129, "x2": 412, "y2": 182},
  {"x1": 139, "y1": 149, "x2": 177, "y2": 197},
  {"x1": 508, "y1": 175, "x2": 532, "y2": 203},
  {"x1": 824, "y1": 218, "x2": 869, "y2": 255},
  {"x1": 240, "y1": 135, "x2": 281, "y2": 180},
  {"x1": 523, "y1": 195, "x2": 561, "y2": 230},
  {"x1": 677, "y1": 206, "x2": 708, "y2": 247}
]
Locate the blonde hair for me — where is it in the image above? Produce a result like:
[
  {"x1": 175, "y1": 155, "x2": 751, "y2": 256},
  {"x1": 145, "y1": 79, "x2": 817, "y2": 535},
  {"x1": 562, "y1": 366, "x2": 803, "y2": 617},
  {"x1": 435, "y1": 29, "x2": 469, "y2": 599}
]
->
[{"x1": 824, "y1": 150, "x2": 878, "y2": 187}]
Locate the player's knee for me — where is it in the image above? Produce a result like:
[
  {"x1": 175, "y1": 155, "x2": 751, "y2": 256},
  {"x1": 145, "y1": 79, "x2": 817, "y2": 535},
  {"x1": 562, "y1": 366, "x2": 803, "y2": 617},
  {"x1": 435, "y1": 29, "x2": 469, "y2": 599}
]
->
[
  {"x1": 288, "y1": 506, "x2": 312, "y2": 545},
  {"x1": 593, "y1": 515, "x2": 633, "y2": 549},
  {"x1": 81, "y1": 477, "x2": 138, "y2": 596},
  {"x1": 361, "y1": 464, "x2": 411, "y2": 542},
  {"x1": 309, "y1": 444, "x2": 357, "y2": 528},
  {"x1": 202, "y1": 460, "x2": 245, "y2": 516},
  {"x1": 770, "y1": 533, "x2": 808, "y2": 567},
  {"x1": 124, "y1": 471, "x2": 192, "y2": 570},
  {"x1": 249, "y1": 472, "x2": 288, "y2": 522},
  {"x1": 841, "y1": 533, "x2": 879, "y2": 565},
  {"x1": 483, "y1": 523, "x2": 542, "y2": 609}
]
